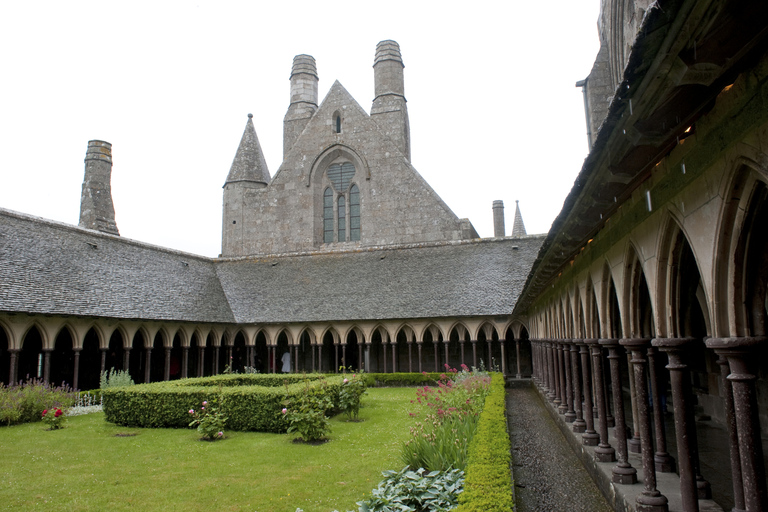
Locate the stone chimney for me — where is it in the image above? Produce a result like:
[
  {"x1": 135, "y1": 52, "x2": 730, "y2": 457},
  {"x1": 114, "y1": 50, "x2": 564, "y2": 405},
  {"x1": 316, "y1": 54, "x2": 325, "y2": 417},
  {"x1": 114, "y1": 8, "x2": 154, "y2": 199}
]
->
[
  {"x1": 371, "y1": 40, "x2": 410, "y2": 160},
  {"x1": 492, "y1": 200, "x2": 505, "y2": 237},
  {"x1": 283, "y1": 54, "x2": 318, "y2": 158},
  {"x1": 79, "y1": 140, "x2": 119, "y2": 235}
]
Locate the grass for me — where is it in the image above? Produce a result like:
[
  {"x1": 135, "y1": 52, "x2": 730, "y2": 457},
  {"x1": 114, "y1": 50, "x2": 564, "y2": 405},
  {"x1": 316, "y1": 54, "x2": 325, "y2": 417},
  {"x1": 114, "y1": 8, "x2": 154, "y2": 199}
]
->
[{"x1": 0, "y1": 387, "x2": 415, "y2": 512}]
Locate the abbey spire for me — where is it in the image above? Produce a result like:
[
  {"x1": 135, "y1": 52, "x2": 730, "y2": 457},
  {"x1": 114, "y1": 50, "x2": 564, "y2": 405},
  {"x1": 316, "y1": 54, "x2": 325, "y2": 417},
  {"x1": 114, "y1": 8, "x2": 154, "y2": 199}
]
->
[
  {"x1": 225, "y1": 113, "x2": 270, "y2": 186},
  {"x1": 511, "y1": 200, "x2": 527, "y2": 237}
]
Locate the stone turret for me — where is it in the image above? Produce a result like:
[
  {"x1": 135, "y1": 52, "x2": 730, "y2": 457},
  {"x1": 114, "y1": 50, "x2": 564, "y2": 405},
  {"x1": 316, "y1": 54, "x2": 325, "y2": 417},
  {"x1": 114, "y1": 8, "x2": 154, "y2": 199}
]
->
[
  {"x1": 493, "y1": 200, "x2": 505, "y2": 237},
  {"x1": 511, "y1": 200, "x2": 527, "y2": 237},
  {"x1": 283, "y1": 54, "x2": 318, "y2": 157},
  {"x1": 78, "y1": 140, "x2": 119, "y2": 235},
  {"x1": 371, "y1": 40, "x2": 410, "y2": 160},
  {"x1": 222, "y1": 114, "x2": 270, "y2": 256}
]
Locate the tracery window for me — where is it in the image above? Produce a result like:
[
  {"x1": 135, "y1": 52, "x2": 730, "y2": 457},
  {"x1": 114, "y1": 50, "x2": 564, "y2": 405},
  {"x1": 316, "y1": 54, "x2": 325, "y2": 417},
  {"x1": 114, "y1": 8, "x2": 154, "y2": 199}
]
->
[{"x1": 324, "y1": 162, "x2": 360, "y2": 243}]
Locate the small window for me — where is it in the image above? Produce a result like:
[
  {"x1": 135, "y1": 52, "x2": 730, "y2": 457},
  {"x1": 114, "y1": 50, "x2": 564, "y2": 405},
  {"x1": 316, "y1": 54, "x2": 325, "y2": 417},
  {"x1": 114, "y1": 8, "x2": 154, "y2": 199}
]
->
[{"x1": 335, "y1": 114, "x2": 342, "y2": 134}]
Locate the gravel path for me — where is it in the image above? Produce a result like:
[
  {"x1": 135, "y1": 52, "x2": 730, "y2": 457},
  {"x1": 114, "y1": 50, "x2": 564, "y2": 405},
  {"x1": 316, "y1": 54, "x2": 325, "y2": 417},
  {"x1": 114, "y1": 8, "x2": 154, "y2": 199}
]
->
[{"x1": 507, "y1": 384, "x2": 613, "y2": 512}]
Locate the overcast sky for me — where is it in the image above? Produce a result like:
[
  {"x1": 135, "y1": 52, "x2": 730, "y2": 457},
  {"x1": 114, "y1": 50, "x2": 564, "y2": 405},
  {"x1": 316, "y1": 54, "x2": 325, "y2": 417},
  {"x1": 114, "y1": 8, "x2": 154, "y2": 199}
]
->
[{"x1": 0, "y1": 1, "x2": 600, "y2": 257}]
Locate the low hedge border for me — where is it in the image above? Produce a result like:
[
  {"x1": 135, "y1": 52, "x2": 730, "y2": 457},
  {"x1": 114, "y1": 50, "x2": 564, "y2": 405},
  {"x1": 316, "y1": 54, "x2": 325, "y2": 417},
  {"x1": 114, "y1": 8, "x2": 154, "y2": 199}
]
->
[
  {"x1": 456, "y1": 372, "x2": 513, "y2": 512},
  {"x1": 364, "y1": 372, "x2": 443, "y2": 387},
  {"x1": 102, "y1": 373, "x2": 340, "y2": 432}
]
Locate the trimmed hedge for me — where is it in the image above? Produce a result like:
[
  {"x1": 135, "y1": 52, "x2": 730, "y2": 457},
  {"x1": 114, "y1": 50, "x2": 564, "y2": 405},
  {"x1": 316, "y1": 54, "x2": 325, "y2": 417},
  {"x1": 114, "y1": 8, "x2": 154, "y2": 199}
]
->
[
  {"x1": 364, "y1": 372, "x2": 443, "y2": 387},
  {"x1": 456, "y1": 373, "x2": 513, "y2": 512},
  {"x1": 102, "y1": 373, "x2": 340, "y2": 432}
]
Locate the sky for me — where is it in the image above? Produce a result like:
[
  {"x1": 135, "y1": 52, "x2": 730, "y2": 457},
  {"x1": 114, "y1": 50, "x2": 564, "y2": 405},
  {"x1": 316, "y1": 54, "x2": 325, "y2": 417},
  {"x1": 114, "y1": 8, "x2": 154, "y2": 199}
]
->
[{"x1": 0, "y1": 1, "x2": 600, "y2": 258}]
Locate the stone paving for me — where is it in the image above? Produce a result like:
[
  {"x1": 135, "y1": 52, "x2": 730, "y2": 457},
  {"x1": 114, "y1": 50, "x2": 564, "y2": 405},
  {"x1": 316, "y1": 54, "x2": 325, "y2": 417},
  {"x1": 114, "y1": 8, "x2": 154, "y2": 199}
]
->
[{"x1": 507, "y1": 381, "x2": 613, "y2": 512}]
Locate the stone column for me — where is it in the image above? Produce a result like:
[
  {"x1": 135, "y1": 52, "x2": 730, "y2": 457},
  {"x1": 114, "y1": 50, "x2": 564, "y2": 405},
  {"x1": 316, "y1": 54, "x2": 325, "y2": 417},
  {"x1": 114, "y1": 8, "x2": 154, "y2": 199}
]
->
[
  {"x1": 587, "y1": 339, "x2": 615, "y2": 462},
  {"x1": 316, "y1": 344, "x2": 322, "y2": 372},
  {"x1": 563, "y1": 340, "x2": 576, "y2": 422},
  {"x1": 556, "y1": 341, "x2": 567, "y2": 412},
  {"x1": 547, "y1": 339, "x2": 558, "y2": 402},
  {"x1": 500, "y1": 339, "x2": 507, "y2": 377},
  {"x1": 578, "y1": 341, "x2": 599, "y2": 445},
  {"x1": 391, "y1": 342, "x2": 397, "y2": 373},
  {"x1": 311, "y1": 343, "x2": 316, "y2": 372},
  {"x1": 123, "y1": 348, "x2": 130, "y2": 374},
  {"x1": 182, "y1": 347, "x2": 189, "y2": 379},
  {"x1": 647, "y1": 346, "x2": 675, "y2": 472},
  {"x1": 604, "y1": 339, "x2": 637, "y2": 484},
  {"x1": 199, "y1": 347, "x2": 205, "y2": 377},
  {"x1": 334, "y1": 343, "x2": 339, "y2": 373},
  {"x1": 408, "y1": 341, "x2": 413, "y2": 373},
  {"x1": 100, "y1": 348, "x2": 107, "y2": 374},
  {"x1": 627, "y1": 349, "x2": 642, "y2": 454},
  {"x1": 214, "y1": 346, "x2": 220, "y2": 375},
  {"x1": 341, "y1": 344, "x2": 347, "y2": 371},
  {"x1": 714, "y1": 353, "x2": 746, "y2": 512},
  {"x1": 486, "y1": 339, "x2": 492, "y2": 369},
  {"x1": 471, "y1": 340, "x2": 477, "y2": 368},
  {"x1": 416, "y1": 342, "x2": 423, "y2": 373},
  {"x1": 145, "y1": 348, "x2": 152, "y2": 383},
  {"x1": 8, "y1": 349, "x2": 19, "y2": 384},
  {"x1": 443, "y1": 340, "x2": 449, "y2": 371},
  {"x1": 434, "y1": 339, "x2": 440, "y2": 372},
  {"x1": 515, "y1": 339, "x2": 522, "y2": 379},
  {"x1": 72, "y1": 348, "x2": 82, "y2": 391},
  {"x1": 656, "y1": 338, "x2": 703, "y2": 511},
  {"x1": 164, "y1": 347, "x2": 171, "y2": 381},
  {"x1": 570, "y1": 341, "x2": 586, "y2": 433},
  {"x1": 459, "y1": 340, "x2": 466, "y2": 367},
  {"x1": 43, "y1": 349, "x2": 52, "y2": 383},
  {"x1": 623, "y1": 338, "x2": 668, "y2": 511},
  {"x1": 706, "y1": 337, "x2": 768, "y2": 512}
]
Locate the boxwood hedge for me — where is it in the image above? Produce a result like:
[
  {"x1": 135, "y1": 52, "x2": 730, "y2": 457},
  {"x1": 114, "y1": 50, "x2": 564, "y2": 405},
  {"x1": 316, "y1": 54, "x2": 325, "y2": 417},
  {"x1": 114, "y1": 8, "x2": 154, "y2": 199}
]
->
[
  {"x1": 102, "y1": 373, "x2": 340, "y2": 432},
  {"x1": 456, "y1": 372, "x2": 513, "y2": 512}
]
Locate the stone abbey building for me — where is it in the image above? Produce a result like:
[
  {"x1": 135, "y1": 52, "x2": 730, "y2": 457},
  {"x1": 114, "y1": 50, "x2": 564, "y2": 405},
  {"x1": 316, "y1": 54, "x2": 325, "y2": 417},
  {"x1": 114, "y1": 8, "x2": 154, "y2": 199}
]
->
[
  {"x1": 0, "y1": 40, "x2": 540, "y2": 393},
  {"x1": 2, "y1": 0, "x2": 768, "y2": 510}
]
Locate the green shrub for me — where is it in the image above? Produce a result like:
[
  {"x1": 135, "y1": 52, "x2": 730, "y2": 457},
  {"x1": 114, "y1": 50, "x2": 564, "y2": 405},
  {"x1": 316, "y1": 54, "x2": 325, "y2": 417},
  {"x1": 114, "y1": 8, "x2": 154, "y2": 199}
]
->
[
  {"x1": 100, "y1": 368, "x2": 134, "y2": 388},
  {"x1": 365, "y1": 372, "x2": 442, "y2": 387},
  {"x1": 102, "y1": 373, "x2": 342, "y2": 433},
  {"x1": 283, "y1": 379, "x2": 334, "y2": 442},
  {"x1": 338, "y1": 372, "x2": 367, "y2": 420},
  {"x1": 188, "y1": 394, "x2": 227, "y2": 440},
  {"x1": 455, "y1": 373, "x2": 513, "y2": 512}
]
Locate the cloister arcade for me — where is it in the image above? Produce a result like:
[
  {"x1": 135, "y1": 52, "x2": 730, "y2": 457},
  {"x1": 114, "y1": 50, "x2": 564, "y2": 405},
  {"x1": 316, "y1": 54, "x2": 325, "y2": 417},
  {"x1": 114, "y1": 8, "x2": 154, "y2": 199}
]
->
[
  {"x1": 0, "y1": 315, "x2": 531, "y2": 391},
  {"x1": 524, "y1": 158, "x2": 768, "y2": 511}
]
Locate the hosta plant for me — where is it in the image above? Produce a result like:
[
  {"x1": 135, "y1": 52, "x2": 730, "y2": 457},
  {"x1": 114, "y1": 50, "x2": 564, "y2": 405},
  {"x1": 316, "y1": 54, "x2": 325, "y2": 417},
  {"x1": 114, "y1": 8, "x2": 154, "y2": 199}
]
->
[{"x1": 358, "y1": 466, "x2": 464, "y2": 512}]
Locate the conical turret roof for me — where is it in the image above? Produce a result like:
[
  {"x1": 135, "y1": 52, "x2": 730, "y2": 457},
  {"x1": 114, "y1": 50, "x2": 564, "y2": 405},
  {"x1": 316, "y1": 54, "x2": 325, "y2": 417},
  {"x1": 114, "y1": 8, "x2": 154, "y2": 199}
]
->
[
  {"x1": 511, "y1": 200, "x2": 527, "y2": 237},
  {"x1": 225, "y1": 114, "x2": 270, "y2": 185}
]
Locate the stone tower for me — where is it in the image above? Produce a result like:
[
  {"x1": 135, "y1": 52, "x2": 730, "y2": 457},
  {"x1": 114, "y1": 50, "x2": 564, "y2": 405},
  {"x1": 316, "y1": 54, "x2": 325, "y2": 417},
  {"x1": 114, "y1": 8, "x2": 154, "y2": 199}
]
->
[
  {"x1": 283, "y1": 54, "x2": 318, "y2": 158},
  {"x1": 370, "y1": 40, "x2": 410, "y2": 160},
  {"x1": 78, "y1": 140, "x2": 119, "y2": 235},
  {"x1": 222, "y1": 114, "x2": 270, "y2": 256}
]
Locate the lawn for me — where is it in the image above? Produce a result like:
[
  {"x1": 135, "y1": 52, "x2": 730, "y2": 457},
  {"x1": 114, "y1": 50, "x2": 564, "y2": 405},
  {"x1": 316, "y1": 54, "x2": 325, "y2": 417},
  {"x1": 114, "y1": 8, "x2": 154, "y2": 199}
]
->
[{"x1": 0, "y1": 387, "x2": 416, "y2": 512}]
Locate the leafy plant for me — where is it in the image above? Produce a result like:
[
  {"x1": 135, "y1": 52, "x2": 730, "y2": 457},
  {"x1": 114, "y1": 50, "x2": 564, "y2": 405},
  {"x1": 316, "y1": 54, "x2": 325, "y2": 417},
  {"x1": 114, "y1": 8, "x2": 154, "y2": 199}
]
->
[
  {"x1": 99, "y1": 368, "x2": 134, "y2": 388},
  {"x1": 282, "y1": 378, "x2": 333, "y2": 442},
  {"x1": 338, "y1": 371, "x2": 367, "y2": 421},
  {"x1": 41, "y1": 407, "x2": 66, "y2": 429},
  {"x1": 401, "y1": 368, "x2": 490, "y2": 471},
  {"x1": 188, "y1": 395, "x2": 227, "y2": 440},
  {"x1": 358, "y1": 466, "x2": 464, "y2": 512},
  {"x1": 0, "y1": 378, "x2": 76, "y2": 426}
]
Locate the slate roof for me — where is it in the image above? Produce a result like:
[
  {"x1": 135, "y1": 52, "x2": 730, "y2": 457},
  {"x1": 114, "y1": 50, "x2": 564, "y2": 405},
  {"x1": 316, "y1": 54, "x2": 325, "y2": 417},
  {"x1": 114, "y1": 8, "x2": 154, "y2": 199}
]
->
[
  {"x1": 0, "y1": 207, "x2": 542, "y2": 324},
  {"x1": 216, "y1": 236, "x2": 543, "y2": 324},
  {"x1": 0, "y1": 208, "x2": 235, "y2": 323}
]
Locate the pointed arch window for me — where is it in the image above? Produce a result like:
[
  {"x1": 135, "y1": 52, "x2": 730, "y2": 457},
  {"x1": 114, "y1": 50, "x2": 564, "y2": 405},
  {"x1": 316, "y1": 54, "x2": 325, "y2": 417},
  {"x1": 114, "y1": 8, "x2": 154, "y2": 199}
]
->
[{"x1": 323, "y1": 162, "x2": 361, "y2": 243}]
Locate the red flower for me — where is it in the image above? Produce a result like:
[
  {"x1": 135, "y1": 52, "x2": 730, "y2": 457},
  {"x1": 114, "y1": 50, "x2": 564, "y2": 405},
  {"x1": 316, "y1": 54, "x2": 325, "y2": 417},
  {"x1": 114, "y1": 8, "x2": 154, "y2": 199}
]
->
[
  {"x1": 54, "y1": 409, "x2": 63, "y2": 418},
  {"x1": 42, "y1": 409, "x2": 48, "y2": 417}
]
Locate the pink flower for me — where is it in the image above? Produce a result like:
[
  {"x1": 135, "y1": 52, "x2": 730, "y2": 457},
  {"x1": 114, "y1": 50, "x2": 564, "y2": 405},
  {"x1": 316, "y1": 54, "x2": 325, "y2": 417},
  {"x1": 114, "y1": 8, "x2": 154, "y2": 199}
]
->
[
  {"x1": 202, "y1": 401, "x2": 207, "y2": 406},
  {"x1": 189, "y1": 409, "x2": 194, "y2": 414},
  {"x1": 282, "y1": 408, "x2": 287, "y2": 414},
  {"x1": 343, "y1": 378, "x2": 349, "y2": 384},
  {"x1": 201, "y1": 406, "x2": 205, "y2": 410},
  {"x1": 218, "y1": 431, "x2": 223, "y2": 437}
]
